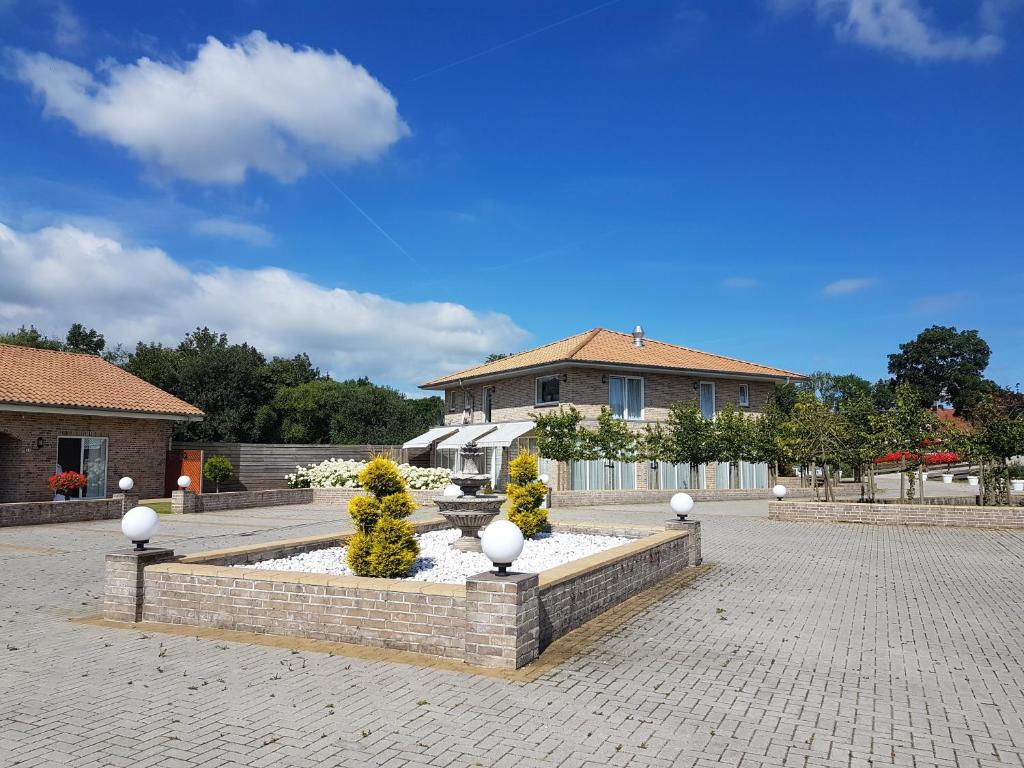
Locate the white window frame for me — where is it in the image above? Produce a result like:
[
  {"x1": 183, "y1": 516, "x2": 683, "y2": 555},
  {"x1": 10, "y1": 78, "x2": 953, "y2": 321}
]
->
[
  {"x1": 535, "y1": 375, "x2": 561, "y2": 407},
  {"x1": 738, "y1": 383, "x2": 749, "y2": 407},
  {"x1": 699, "y1": 381, "x2": 716, "y2": 419},
  {"x1": 608, "y1": 375, "x2": 644, "y2": 421}
]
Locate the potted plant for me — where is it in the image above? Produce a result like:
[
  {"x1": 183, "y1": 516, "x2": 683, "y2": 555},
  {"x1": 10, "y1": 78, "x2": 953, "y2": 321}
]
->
[
  {"x1": 967, "y1": 475, "x2": 979, "y2": 487},
  {"x1": 1011, "y1": 466, "x2": 1024, "y2": 493},
  {"x1": 48, "y1": 470, "x2": 87, "y2": 500}
]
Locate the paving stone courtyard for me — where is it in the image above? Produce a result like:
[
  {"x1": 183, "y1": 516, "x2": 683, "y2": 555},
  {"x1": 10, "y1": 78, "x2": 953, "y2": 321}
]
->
[{"x1": 2, "y1": 498, "x2": 1023, "y2": 768}]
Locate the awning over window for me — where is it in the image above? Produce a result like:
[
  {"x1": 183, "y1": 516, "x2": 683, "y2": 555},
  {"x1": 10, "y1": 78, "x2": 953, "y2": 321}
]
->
[
  {"x1": 435, "y1": 424, "x2": 499, "y2": 449},
  {"x1": 476, "y1": 421, "x2": 535, "y2": 447},
  {"x1": 402, "y1": 426, "x2": 459, "y2": 449}
]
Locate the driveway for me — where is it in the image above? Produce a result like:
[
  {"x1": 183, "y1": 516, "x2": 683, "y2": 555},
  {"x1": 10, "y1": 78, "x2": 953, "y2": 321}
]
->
[{"x1": 2, "y1": 499, "x2": 1022, "y2": 767}]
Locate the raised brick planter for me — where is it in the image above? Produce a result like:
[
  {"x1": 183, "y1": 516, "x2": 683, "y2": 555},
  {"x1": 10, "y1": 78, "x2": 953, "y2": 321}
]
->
[
  {"x1": 170, "y1": 487, "x2": 440, "y2": 514},
  {"x1": 103, "y1": 519, "x2": 698, "y2": 669},
  {"x1": 0, "y1": 492, "x2": 137, "y2": 528},
  {"x1": 768, "y1": 500, "x2": 1024, "y2": 529},
  {"x1": 551, "y1": 486, "x2": 824, "y2": 507}
]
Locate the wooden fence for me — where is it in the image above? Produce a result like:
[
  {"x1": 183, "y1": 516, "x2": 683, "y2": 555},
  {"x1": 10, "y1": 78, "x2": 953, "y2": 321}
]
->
[{"x1": 170, "y1": 443, "x2": 403, "y2": 492}]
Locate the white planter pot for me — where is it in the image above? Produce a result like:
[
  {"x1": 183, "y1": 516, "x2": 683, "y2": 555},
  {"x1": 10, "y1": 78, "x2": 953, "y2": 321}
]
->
[
  {"x1": 1012, "y1": 479, "x2": 1024, "y2": 493},
  {"x1": 941, "y1": 473, "x2": 954, "y2": 484},
  {"x1": 967, "y1": 476, "x2": 979, "y2": 487}
]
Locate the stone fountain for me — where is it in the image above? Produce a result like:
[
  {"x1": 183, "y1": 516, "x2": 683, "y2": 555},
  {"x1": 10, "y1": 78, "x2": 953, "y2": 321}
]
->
[{"x1": 434, "y1": 440, "x2": 504, "y2": 552}]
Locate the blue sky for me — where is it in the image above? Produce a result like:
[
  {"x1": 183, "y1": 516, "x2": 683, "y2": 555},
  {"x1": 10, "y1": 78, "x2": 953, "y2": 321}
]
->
[{"x1": 1, "y1": 1, "x2": 1022, "y2": 393}]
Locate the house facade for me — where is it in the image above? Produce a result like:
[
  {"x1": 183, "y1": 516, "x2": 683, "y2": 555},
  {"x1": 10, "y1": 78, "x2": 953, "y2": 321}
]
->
[
  {"x1": 406, "y1": 327, "x2": 805, "y2": 491},
  {"x1": 0, "y1": 344, "x2": 204, "y2": 503}
]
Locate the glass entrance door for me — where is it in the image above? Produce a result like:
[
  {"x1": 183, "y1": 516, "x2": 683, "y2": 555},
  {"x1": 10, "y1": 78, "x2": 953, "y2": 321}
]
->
[{"x1": 56, "y1": 436, "x2": 108, "y2": 498}]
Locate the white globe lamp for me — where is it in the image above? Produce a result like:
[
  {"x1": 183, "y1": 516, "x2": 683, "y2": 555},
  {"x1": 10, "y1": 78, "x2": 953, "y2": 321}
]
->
[
  {"x1": 538, "y1": 473, "x2": 550, "y2": 486},
  {"x1": 118, "y1": 476, "x2": 134, "y2": 492},
  {"x1": 670, "y1": 492, "x2": 694, "y2": 520},
  {"x1": 480, "y1": 520, "x2": 525, "y2": 576},
  {"x1": 442, "y1": 483, "x2": 464, "y2": 498},
  {"x1": 772, "y1": 484, "x2": 787, "y2": 501},
  {"x1": 122, "y1": 506, "x2": 159, "y2": 551},
  {"x1": 176, "y1": 475, "x2": 191, "y2": 490}
]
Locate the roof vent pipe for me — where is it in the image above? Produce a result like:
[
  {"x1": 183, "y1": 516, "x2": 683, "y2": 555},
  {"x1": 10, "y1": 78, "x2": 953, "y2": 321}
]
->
[{"x1": 632, "y1": 325, "x2": 645, "y2": 348}]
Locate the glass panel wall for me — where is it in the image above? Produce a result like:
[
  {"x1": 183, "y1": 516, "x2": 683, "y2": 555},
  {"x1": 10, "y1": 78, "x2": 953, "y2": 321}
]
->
[{"x1": 569, "y1": 460, "x2": 636, "y2": 490}]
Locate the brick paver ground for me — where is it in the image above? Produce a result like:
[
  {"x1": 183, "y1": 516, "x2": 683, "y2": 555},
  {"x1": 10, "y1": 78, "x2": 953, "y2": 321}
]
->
[{"x1": 2, "y1": 499, "x2": 1023, "y2": 767}]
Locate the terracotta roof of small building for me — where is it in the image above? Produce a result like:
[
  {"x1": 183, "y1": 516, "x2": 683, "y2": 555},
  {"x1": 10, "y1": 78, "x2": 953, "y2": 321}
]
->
[
  {"x1": 420, "y1": 328, "x2": 806, "y2": 388},
  {"x1": 0, "y1": 343, "x2": 204, "y2": 418}
]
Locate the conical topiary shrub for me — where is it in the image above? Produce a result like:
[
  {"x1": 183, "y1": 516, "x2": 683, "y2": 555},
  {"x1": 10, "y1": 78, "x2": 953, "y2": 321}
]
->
[
  {"x1": 346, "y1": 456, "x2": 419, "y2": 578},
  {"x1": 506, "y1": 452, "x2": 549, "y2": 538}
]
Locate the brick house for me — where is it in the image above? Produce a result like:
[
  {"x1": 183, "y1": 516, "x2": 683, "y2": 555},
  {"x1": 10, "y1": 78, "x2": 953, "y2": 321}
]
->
[
  {"x1": 406, "y1": 327, "x2": 805, "y2": 491},
  {"x1": 0, "y1": 344, "x2": 203, "y2": 503}
]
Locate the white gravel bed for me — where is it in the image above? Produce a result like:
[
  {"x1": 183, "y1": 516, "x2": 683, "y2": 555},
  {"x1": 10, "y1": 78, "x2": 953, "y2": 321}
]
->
[{"x1": 237, "y1": 528, "x2": 633, "y2": 584}]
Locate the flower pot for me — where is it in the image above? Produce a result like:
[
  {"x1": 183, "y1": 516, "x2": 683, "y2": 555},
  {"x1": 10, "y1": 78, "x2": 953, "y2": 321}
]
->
[
  {"x1": 967, "y1": 476, "x2": 979, "y2": 487},
  {"x1": 1012, "y1": 479, "x2": 1024, "y2": 493},
  {"x1": 919, "y1": 471, "x2": 928, "y2": 482},
  {"x1": 941, "y1": 473, "x2": 954, "y2": 484}
]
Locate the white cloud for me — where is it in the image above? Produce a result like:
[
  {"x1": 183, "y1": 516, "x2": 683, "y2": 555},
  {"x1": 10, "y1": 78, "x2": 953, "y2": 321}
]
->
[
  {"x1": 772, "y1": 0, "x2": 1016, "y2": 60},
  {"x1": 721, "y1": 276, "x2": 759, "y2": 289},
  {"x1": 51, "y1": 2, "x2": 83, "y2": 48},
  {"x1": 0, "y1": 221, "x2": 527, "y2": 388},
  {"x1": 822, "y1": 277, "x2": 877, "y2": 295},
  {"x1": 10, "y1": 30, "x2": 410, "y2": 184},
  {"x1": 192, "y1": 217, "x2": 273, "y2": 247}
]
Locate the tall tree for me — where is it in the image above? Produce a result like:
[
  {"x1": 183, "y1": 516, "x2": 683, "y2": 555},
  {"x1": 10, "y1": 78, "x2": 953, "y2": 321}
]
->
[
  {"x1": 0, "y1": 325, "x2": 64, "y2": 351},
  {"x1": 664, "y1": 401, "x2": 717, "y2": 488},
  {"x1": 64, "y1": 323, "x2": 106, "y2": 355},
  {"x1": 888, "y1": 325, "x2": 991, "y2": 412},
  {"x1": 869, "y1": 383, "x2": 939, "y2": 501},
  {"x1": 531, "y1": 406, "x2": 589, "y2": 490},
  {"x1": 583, "y1": 407, "x2": 638, "y2": 488}
]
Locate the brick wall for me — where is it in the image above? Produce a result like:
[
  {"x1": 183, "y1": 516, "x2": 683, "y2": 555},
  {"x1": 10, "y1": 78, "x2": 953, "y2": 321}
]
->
[
  {"x1": 537, "y1": 530, "x2": 690, "y2": 649},
  {"x1": 170, "y1": 487, "x2": 440, "y2": 514},
  {"x1": 551, "y1": 486, "x2": 818, "y2": 507},
  {"x1": 114, "y1": 523, "x2": 697, "y2": 669},
  {"x1": 768, "y1": 500, "x2": 1024, "y2": 529},
  {"x1": 0, "y1": 493, "x2": 136, "y2": 527},
  {"x1": 0, "y1": 411, "x2": 174, "y2": 502}
]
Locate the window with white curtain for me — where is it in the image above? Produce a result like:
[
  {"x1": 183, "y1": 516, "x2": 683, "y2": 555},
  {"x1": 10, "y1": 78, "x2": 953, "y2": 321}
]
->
[
  {"x1": 609, "y1": 376, "x2": 643, "y2": 420},
  {"x1": 715, "y1": 461, "x2": 769, "y2": 489},
  {"x1": 699, "y1": 381, "x2": 715, "y2": 419},
  {"x1": 652, "y1": 462, "x2": 705, "y2": 490},
  {"x1": 570, "y1": 460, "x2": 636, "y2": 490}
]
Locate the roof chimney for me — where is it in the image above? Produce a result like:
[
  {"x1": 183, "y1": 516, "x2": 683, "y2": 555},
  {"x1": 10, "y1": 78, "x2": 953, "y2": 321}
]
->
[{"x1": 632, "y1": 324, "x2": 645, "y2": 348}]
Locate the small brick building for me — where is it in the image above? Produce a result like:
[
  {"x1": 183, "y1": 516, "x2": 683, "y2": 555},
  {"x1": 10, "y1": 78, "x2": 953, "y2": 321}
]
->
[{"x1": 0, "y1": 344, "x2": 203, "y2": 503}]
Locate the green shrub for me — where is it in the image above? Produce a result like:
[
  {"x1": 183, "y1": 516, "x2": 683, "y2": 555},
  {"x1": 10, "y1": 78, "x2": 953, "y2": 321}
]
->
[
  {"x1": 367, "y1": 517, "x2": 419, "y2": 577},
  {"x1": 506, "y1": 452, "x2": 548, "y2": 538},
  {"x1": 380, "y1": 492, "x2": 415, "y2": 520},
  {"x1": 346, "y1": 456, "x2": 419, "y2": 577},
  {"x1": 346, "y1": 531, "x2": 373, "y2": 574},
  {"x1": 348, "y1": 495, "x2": 382, "y2": 534},
  {"x1": 202, "y1": 455, "x2": 234, "y2": 493},
  {"x1": 358, "y1": 456, "x2": 406, "y2": 498}
]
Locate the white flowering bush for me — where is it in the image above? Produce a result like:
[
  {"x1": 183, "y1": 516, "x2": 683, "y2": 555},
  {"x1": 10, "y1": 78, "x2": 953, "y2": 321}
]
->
[{"x1": 287, "y1": 458, "x2": 451, "y2": 491}]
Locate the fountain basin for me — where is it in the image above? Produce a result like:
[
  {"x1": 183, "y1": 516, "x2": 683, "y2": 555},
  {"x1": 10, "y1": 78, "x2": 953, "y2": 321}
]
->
[{"x1": 434, "y1": 495, "x2": 503, "y2": 552}]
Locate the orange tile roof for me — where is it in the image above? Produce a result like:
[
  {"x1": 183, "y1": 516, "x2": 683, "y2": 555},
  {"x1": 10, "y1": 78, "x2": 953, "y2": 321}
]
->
[
  {"x1": 0, "y1": 343, "x2": 204, "y2": 418},
  {"x1": 421, "y1": 328, "x2": 806, "y2": 388}
]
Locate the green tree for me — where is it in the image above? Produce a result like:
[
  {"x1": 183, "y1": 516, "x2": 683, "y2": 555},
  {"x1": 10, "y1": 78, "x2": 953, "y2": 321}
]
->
[
  {"x1": 968, "y1": 393, "x2": 1024, "y2": 504},
  {"x1": 664, "y1": 402, "x2": 716, "y2": 488},
  {"x1": 485, "y1": 353, "x2": 511, "y2": 362},
  {"x1": 264, "y1": 353, "x2": 320, "y2": 390},
  {"x1": 710, "y1": 405, "x2": 754, "y2": 489},
  {"x1": 64, "y1": 323, "x2": 106, "y2": 355},
  {"x1": 583, "y1": 406, "x2": 638, "y2": 488},
  {"x1": 202, "y1": 455, "x2": 234, "y2": 493},
  {"x1": 0, "y1": 325, "x2": 64, "y2": 350},
  {"x1": 531, "y1": 406, "x2": 589, "y2": 490},
  {"x1": 125, "y1": 328, "x2": 272, "y2": 442},
  {"x1": 869, "y1": 384, "x2": 939, "y2": 501},
  {"x1": 786, "y1": 393, "x2": 851, "y2": 501},
  {"x1": 747, "y1": 400, "x2": 790, "y2": 484},
  {"x1": 888, "y1": 326, "x2": 991, "y2": 412}
]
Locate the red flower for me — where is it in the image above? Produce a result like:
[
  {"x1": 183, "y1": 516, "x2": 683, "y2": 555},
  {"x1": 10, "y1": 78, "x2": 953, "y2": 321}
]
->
[{"x1": 48, "y1": 471, "x2": 88, "y2": 494}]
